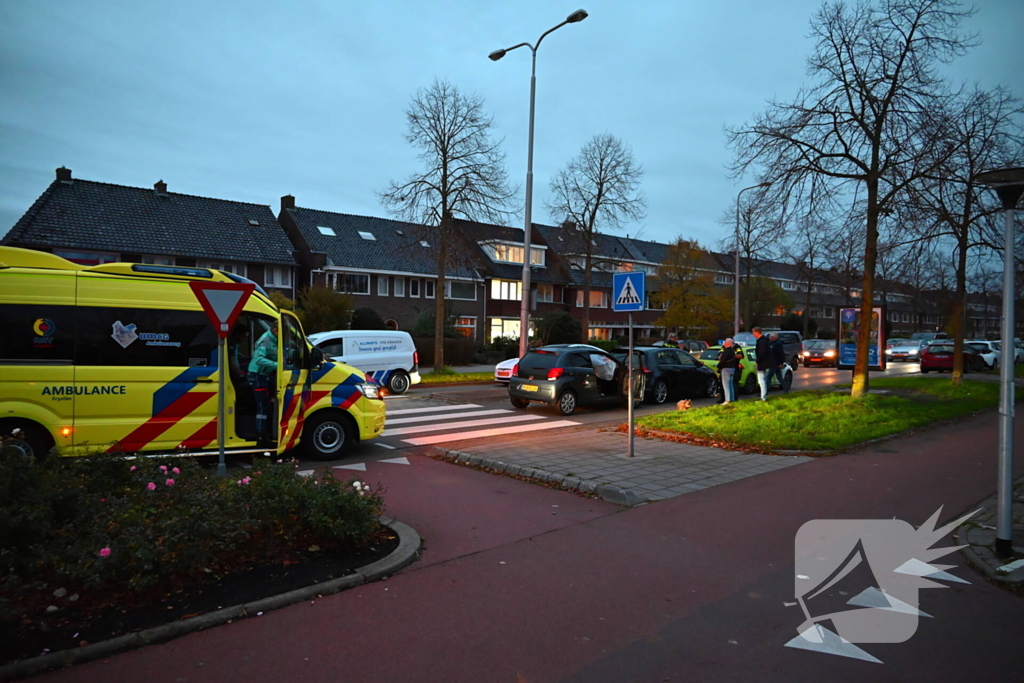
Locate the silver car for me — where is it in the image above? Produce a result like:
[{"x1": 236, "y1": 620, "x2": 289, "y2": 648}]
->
[{"x1": 886, "y1": 340, "x2": 923, "y2": 362}]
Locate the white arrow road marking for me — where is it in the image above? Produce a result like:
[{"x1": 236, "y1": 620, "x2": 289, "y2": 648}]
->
[
  {"x1": 379, "y1": 457, "x2": 411, "y2": 465},
  {"x1": 784, "y1": 624, "x2": 882, "y2": 664},
  {"x1": 333, "y1": 463, "x2": 367, "y2": 471},
  {"x1": 846, "y1": 587, "x2": 932, "y2": 617},
  {"x1": 386, "y1": 409, "x2": 511, "y2": 425},
  {"x1": 296, "y1": 470, "x2": 315, "y2": 477},
  {"x1": 386, "y1": 404, "x2": 483, "y2": 416},
  {"x1": 402, "y1": 420, "x2": 579, "y2": 446},
  {"x1": 384, "y1": 414, "x2": 544, "y2": 436}
]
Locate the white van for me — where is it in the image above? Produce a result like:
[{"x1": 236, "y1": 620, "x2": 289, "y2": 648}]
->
[{"x1": 308, "y1": 330, "x2": 421, "y2": 394}]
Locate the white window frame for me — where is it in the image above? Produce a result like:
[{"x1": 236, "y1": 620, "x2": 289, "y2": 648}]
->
[
  {"x1": 317, "y1": 226, "x2": 336, "y2": 236},
  {"x1": 490, "y1": 279, "x2": 522, "y2": 301},
  {"x1": 576, "y1": 290, "x2": 608, "y2": 308},
  {"x1": 394, "y1": 278, "x2": 405, "y2": 297},
  {"x1": 454, "y1": 316, "x2": 477, "y2": 338},
  {"x1": 409, "y1": 279, "x2": 420, "y2": 298},
  {"x1": 536, "y1": 283, "x2": 554, "y2": 303},
  {"x1": 200, "y1": 261, "x2": 248, "y2": 278},
  {"x1": 264, "y1": 266, "x2": 292, "y2": 288},
  {"x1": 446, "y1": 280, "x2": 477, "y2": 301},
  {"x1": 425, "y1": 280, "x2": 436, "y2": 298},
  {"x1": 714, "y1": 273, "x2": 734, "y2": 285},
  {"x1": 334, "y1": 272, "x2": 370, "y2": 295},
  {"x1": 377, "y1": 275, "x2": 389, "y2": 296}
]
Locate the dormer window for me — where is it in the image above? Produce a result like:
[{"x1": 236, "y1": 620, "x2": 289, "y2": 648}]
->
[
  {"x1": 248, "y1": 219, "x2": 260, "y2": 227},
  {"x1": 317, "y1": 226, "x2": 336, "y2": 236},
  {"x1": 483, "y1": 241, "x2": 545, "y2": 266},
  {"x1": 358, "y1": 231, "x2": 376, "y2": 241},
  {"x1": 420, "y1": 240, "x2": 430, "y2": 247}
]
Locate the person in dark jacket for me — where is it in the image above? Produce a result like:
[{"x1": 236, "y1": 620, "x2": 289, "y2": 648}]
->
[
  {"x1": 753, "y1": 327, "x2": 772, "y2": 401},
  {"x1": 768, "y1": 332, "x2": 789, "y2": 393},
  {"x1": 717, "y1": 338, "x2": 740, "y2": 404}
]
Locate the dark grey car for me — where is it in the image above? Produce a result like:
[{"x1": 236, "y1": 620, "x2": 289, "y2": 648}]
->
[{"x1": 507, "y1": 347, "x2": 645, "y2": 416}]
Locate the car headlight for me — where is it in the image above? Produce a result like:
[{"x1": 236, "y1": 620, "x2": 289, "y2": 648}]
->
[
  {"x1": 824, "y1": 350, "x2": 835, "y2": 357},
  {"x1": 802, "y1": 351, "x2": 810, "y2": 356},
  {"x1": 885, "y1": 348, "x2": 893, "y2": 355},
  {"x1": 358, "y1": 382, "x2": 381, "y2": 400}
]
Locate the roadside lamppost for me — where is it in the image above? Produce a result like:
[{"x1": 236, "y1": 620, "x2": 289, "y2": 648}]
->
[
  {"x1": 735, "y1": 182, "x2": 771, "y2": 337},
  {"x1": 489, "y1": 9, "x2": 589, "y2": 359},
  {"x1": 974, "y1": 167, "x2": 1024, "y2": 559}
]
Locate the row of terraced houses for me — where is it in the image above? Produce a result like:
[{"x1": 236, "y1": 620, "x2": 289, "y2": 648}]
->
[{"x1": 3, "y1": 168, "x2": 1008, "y2": 343}]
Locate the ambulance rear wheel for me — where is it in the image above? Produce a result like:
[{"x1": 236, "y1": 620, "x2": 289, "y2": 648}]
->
[
  {"x1": 387, "y1": 371, "x2": 411, "y2": 395},
  {"x1": 302, "y1": 411, "x2": 355, "y2": 461},
  {"x1": 0, "y1": 421, "x2": 53, "y2": 460}
]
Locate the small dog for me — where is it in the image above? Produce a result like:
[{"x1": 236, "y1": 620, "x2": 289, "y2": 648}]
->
[{"x1": 676, "y1": 399, "x2": 692, "y2": 411}]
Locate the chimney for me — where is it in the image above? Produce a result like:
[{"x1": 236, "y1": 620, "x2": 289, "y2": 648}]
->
[
  {"x1": 281, "y1": 195, "x2": 295, "y2": 211},
  {"x1": 56, "y1": 166, "x2": 72, "y2": 182},
  {"x1": 154, "y1": 180, "x2": 168, "y2": 195}
]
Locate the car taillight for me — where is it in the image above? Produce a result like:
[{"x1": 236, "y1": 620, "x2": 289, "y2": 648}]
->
[
  {"x1": 547, "y1": 367, "x2": 564, "y2": 380},
  {"x1": 642, "y1": 366, "x2": 652, "y2": 374},
  {"x1": 512, "y1": 363, "x2": 519, "y2": 377},
  {"x1": 737, "y1": 363, "x2": 743, "y2": 371},
  {"x1": 413, "y1": 351, "x2": 419, "y2": 365}
]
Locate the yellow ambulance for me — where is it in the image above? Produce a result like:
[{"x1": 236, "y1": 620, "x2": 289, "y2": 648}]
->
[{"x1": 0, "y1": 246, "x2": 385, "y2": 460}]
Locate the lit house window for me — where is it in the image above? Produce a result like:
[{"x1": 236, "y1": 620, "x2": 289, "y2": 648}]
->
[
  {"x1": 486, "y1": 243, "x2": 545, "y2": 266},
  {"x1": 536, "y1": 283, "x2": 554, "y2": 303},
  {"x1": 454, "y1": 317, "x2": 477, "y2": 338},
  {"x1": 576, "y1": 290, "x2": 608, "y2": 308},
  {"x1": 491, "y1": 279, "x2": 522, "y2": 301}
]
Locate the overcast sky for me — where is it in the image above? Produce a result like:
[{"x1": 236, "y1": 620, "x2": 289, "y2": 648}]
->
[{"x1": 1, "y1": 0, "x2": 1021, "y2": 249}]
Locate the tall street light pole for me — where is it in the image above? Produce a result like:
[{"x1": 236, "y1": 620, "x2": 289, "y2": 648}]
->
[
  {"x1": 974, "y1": 167, "x2": 1024, "y2": 559},
  {"x1": 735, "y1": 182, "x2": 771, "y2": 337},
  {"x1": 490, "y1": 9, "x2": 588, "y2": 359}
]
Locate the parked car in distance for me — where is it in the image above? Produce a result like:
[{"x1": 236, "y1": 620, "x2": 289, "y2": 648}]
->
[
  {"x1": 965, "y1": 340, "x2": 1000, "y2": 369},
  {"x1": 885, "y1": 337, "x2": 911, "y2": 350},
  {"x1": 699, "y1": 345, "x2": 793, "y2": 395},
  {"x1": 920, "y1": 341, "x2": 985, "y2": 373},
  {"x1": 733, "y1": 330, "x2": 803, "y2": 369},
  {"x1": 911, "y1": 331, "x2": 949, "y2": 345},
  {"x1": 800, "y1": 340, "x2": 838, "y2": 367},
  {"x1": 885, "y1": 339, "x2": 924, "y2": 363},
  {"x1": 507, "y1": 346, "x2": 645, "y2": 415},
  {"x1": 308, "y1": 329, "x2": 420, "y2": 394},
  {"x1": 614, "y1": 346, "x2": 718, "y2": 404},
  {"x1": 1003, "y1": 340, "x2": 1024, "y2": 364}
]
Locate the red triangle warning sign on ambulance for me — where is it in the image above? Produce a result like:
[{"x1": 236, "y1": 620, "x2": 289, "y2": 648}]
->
[{"x1": 189, "y1": 281, "x2": 256, "y2": 338}]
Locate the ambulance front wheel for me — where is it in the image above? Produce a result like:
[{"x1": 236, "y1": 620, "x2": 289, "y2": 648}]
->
[
  {"x1": 0, "y1": 420, "x2": 53, "y2": 460},
  {"x1": 302, "y1": 410, "x2": 355, "y2": 461}
]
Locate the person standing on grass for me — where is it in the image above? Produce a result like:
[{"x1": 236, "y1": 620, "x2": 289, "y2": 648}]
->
[
  {"x1": 717, "y1": 338, "x2": 739, "y2": 404},
  {"x1": 768, "y1": 332, "x2": 789, "y2": 393},
  {"x1": 753, "y1": 327, "x2": 771, "y2": 402}
]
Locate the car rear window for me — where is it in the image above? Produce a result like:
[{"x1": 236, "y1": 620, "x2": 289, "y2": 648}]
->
[
  {"x1": 519, "y1": 352, "x2": 560, "y2": 371},
  {"x1": 929, "y1": 345, "x2": 954, "y2": 353}
]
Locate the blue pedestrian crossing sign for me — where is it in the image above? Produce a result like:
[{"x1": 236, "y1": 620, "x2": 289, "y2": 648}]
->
[{"x1": 612, "y1": 271, "x2": 645, "y2": 312}]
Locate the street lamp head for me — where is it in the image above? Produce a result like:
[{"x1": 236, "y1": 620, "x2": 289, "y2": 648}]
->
[
  {"x1": 488, "y1": 48, "x2": 507, "y2": 61},
  {"x1": 566, "y1": 9, "x2": 588, "y2": 23},
  {"x1": 975, "y1": 167, "x2": 1024, "y2": 210}
]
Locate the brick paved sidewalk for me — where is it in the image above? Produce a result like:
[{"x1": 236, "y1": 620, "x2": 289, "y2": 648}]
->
[
  {"x1": 959, "y1": 474, "x2": 1024, "y2": 583},
  {"x1": 429, "y1": 428, "x2": 811, "y2": 505}
]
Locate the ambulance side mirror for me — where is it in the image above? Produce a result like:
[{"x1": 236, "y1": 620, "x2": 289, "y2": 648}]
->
[{"x1": 308, "y1": 347, "x2": 324, "y2": 371}]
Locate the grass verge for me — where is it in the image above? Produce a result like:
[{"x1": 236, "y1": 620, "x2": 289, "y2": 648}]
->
[
  {"x1": 634, "y1": 376, "x2": 1023, "y2": 453},
  {"x1": 419, "y1": 372, "x2": 496, "y2": 384}
]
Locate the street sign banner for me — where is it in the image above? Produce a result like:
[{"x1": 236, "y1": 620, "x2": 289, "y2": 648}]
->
[
  {"x1": 189, "y1": 281, "x2": 255, "y2": 338},
  {"x1": 612, "y1": 272, "x2": 645, "y2": 312}
]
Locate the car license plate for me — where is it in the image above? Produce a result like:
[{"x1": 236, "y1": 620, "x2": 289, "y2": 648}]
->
[
  {"x1": 933, "y1": 354, "x2": 950, "y2": 358},
  {"x1": 521, "y1": 384, "x2": 539, "y2": 392}
]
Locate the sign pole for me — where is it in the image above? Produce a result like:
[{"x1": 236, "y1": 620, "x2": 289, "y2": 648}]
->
[
  {"x1": 628, "y1": 312, "x2": 634, "y2": 458},
  {"x1": 218, "y1": 336, "x2": 227, "y2": 477}
]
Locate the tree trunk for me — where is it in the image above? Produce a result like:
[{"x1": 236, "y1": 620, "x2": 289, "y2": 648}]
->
[
  {"x1": 852, "y1": 179, "x2": 880, "y2": 399},
  {"x1": 951, "y1": 203, "x2": 971, "y2": 385},
  {"x1": 433, "y1": 218, "x2": 448, "y2": 372},
  {"x1": 803, "y1": 273, "x2": 812, "y2": 338}
]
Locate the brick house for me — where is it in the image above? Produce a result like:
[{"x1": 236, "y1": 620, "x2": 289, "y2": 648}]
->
[{"x1": 2, "y1": 168, "x2": 298, "y2": 298}]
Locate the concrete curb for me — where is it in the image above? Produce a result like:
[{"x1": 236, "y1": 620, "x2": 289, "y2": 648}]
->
[
  {"x1": 428, "y1": 447, "x2": 646, "y2": 507},
  {"x1": 0, "y1": 518, "x2": 421, "y2": 682}
]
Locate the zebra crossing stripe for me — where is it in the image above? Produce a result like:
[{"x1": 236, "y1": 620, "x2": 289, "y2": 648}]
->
[
  {"x1": 401, "y1": 420, "x2": 579, "y2": 446},
  {"x1": 386, "y1": 409, "x2": 511, "y2": 425},
  {"x1": 387, "y1": 404, "x2": 483, "y2": 416},
  {"x1": 384, "y1": 414, "x2": 544, "y2": 436}
]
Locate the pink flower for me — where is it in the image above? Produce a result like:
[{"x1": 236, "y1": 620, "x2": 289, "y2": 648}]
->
[
  {"x1": 172, "y1": 467, "x2": 180, "y2": 474},
  {"x1": 129, "y1": 465, "x2": 137, "y2": 472},
  {"x1": 159, "y1": 465, "x2": 168, "y2": 472},
  {"x1": 147, "y1": 482, "x2": 156, "y2": 491},
  {"x1": 165, "y1": 478, "x2": 175, "y2": 487},
  {"x1": 98, "y1": 548, "x2": 111, "y2": 558}
]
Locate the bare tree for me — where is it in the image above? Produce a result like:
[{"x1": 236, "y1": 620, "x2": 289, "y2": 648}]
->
[
  {"x1": 718, "y1": 191, "x2": 787, "y2": 332},
  {"x1": 727, "y1": 0, "x2": 976, "y2": 397},
  {"x1": 908, "y1": 85, "x2": 1023, "y2": 382},
  {"x1": 786, "y1": 214, "x2": 831, "y2": 338},
  {"x1": 547, "y1": 133, "x2": 646, "y2": 340},
  {"x1": 380, "y1": 79, "x2": 517, "y2": 370}
]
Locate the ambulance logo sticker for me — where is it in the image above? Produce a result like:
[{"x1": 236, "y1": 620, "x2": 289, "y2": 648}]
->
[
  {"x1": 111, "y1": 321, "x2": 139, "y2": 348},
  {"x1": 33, "y1": 318, "x2": 56, "y2": 348}
]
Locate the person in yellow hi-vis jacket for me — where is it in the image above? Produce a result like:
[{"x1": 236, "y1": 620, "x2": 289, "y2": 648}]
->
[{"x1": 247, "y1": 327, "x2": 278, "y2": 444}]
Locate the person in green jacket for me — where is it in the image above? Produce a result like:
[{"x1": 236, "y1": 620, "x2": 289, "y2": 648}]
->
[{"x1": 247, "y1": 327, "x2": 278, "y2": 443}]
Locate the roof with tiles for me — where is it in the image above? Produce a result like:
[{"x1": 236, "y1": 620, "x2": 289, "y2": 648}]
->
[
  {"x1": 3, "y1": 170, "x2": 295, "y2": 265},
  {"x1": 284, "y1": 206, "x2": 480, "y2": 279}
]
